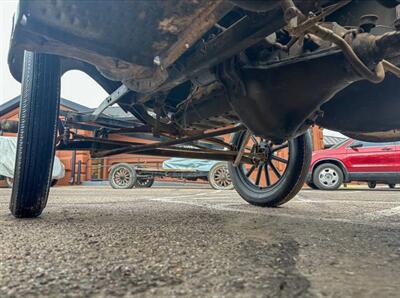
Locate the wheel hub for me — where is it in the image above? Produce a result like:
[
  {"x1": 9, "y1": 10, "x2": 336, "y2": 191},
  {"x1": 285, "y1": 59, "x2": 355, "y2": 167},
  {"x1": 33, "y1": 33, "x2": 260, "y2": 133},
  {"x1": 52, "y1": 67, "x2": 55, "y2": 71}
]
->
[
  {"x1": 114, "y1": 168, "x2": 130, "y2": 186},
  {"x1": 214, "y1": 167, "x2": 232, "y2": 187},
  {"x1": 252, "y1": 140, "x2": 272, "y2": 162},
  {"x1": 319, "y1": 168, "x2": 338, "y2": 186},
  {"x1": 239, "y1": 135, "x2": 290, "y2": 190}
]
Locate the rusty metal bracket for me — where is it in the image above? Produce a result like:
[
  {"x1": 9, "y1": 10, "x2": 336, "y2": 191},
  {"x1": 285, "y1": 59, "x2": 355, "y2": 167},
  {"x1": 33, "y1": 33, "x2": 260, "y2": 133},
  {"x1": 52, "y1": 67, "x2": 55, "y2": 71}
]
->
[
  {"x1": 218, "y1": 57, "x2": 247, "y2": 109},
  {"x1": 92, "y1": 84, "x2": 130, "y2": 120},
  {"x1": 280, "y1": 0, "x2": 352, "y2": 37}
]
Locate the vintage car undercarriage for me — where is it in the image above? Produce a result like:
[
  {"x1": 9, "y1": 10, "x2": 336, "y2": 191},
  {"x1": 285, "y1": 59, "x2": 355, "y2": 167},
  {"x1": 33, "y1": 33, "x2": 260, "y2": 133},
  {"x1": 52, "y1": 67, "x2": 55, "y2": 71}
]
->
[{"x1": 5, "y1": 0, "x2": 400, "y2": 217}]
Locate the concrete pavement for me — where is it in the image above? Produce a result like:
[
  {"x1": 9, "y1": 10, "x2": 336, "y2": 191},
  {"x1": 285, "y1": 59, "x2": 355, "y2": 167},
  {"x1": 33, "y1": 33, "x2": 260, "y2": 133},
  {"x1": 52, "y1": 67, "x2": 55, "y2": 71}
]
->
[{"x1": 1, "y1": 186, "x2": 399, "y2": 297}]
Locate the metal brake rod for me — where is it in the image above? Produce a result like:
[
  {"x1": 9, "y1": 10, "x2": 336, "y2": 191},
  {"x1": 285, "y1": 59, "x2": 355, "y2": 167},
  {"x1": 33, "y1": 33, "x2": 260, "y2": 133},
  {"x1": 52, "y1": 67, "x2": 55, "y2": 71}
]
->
[
  {"x1": 233, "y1": 130, "x2": 252, "y2": 167},
  {"x1": 94, "y1": 146, "x2": 254, "y2": 164}
]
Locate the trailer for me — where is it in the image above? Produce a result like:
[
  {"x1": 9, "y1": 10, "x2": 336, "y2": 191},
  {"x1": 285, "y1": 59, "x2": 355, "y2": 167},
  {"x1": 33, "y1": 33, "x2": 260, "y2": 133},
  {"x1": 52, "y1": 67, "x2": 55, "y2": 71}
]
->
[{"x1": 108, "y1": 162, "x2": 233, "y2": 190}]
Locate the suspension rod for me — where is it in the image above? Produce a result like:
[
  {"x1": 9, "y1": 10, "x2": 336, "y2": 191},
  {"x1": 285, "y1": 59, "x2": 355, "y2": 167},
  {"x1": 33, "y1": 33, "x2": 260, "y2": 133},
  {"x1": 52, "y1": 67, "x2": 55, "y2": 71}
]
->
[
  {"x1": 94, "y1": 125, "x2": 246, "y2": 157},
  {"x1": 93, "y1": 146, "x2": 254, "y2": 164}
]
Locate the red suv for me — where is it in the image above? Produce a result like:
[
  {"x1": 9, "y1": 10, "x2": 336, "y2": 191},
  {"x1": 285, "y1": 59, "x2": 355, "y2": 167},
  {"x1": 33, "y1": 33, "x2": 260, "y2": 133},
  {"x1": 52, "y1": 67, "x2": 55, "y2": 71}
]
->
[{"x1": 307, "y1": 140, "x2": 400, "y2": 190}]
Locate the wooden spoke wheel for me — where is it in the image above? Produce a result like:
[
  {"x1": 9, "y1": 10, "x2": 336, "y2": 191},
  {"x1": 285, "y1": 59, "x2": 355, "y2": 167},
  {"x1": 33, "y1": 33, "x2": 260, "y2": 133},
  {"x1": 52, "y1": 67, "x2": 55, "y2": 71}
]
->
[
  {"x1": 109, "y1": 163, "x2": 136, "y2": 189},
  {"x1": 135, "y1": 177, "x2": 155, "y2": 188},
  {"x1": 228, "y1": 131, "x2": 312, "y2": 207},
  {"x1": 208, "y1": 162, "x2": 234, "y2": 190}
]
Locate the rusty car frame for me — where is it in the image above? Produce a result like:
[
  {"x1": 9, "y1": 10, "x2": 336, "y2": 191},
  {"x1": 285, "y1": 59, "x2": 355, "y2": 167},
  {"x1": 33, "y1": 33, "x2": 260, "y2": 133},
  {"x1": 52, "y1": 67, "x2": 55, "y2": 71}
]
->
[{"x1": 5, "y1": 0, "x2": 400, "y2": 217}]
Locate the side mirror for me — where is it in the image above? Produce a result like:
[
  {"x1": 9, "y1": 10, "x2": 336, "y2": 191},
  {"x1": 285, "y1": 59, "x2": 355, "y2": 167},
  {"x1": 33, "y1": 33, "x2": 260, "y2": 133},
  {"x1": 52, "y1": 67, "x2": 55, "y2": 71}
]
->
[{"x1": 350, "y1": 142, "x2": 363, "y2": 149}]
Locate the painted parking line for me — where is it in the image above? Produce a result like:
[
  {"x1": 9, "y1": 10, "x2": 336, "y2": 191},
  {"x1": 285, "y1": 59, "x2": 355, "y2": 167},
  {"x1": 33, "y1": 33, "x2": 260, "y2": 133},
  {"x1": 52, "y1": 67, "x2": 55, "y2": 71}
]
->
[
  {"x1": 361, "y1": 206, "x2": 400, "y2": 220},
  {"x1": 301, "y1": 190, "x2": 366, "y2": 194},
  {"x1": 184, "y1": 193, "x2": 399, "y2": 205},
  {"x1": 145, "y1": 191, "x2": 399, "y2": 206},
  {"x1": 294, "y1": 198, "x2": 399, "y2": 204},
  {"x1": 149, "y1": 195, "x2": 400, "y2": 228},
  {"x1": 42, "y1": 192, "x2": 213, "y2": 207},
  {"x1": 301, "y1": 189, "x2": 400, "y2": 195}
]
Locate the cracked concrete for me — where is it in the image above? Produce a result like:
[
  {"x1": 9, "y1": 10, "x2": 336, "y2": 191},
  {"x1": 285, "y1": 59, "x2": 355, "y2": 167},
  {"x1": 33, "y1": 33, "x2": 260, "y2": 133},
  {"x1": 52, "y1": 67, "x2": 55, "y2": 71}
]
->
[{"x1": 1, "y1": 186, "x2": 399, "y2": 297}]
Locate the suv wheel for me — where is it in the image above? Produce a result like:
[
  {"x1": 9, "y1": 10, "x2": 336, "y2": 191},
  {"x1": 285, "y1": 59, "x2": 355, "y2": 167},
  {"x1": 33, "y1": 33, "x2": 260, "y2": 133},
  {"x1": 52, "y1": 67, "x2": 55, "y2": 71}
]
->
[
  {"x1": 368, "y1": 181, "x2": 377, "y2": 189},
  {"x1": 389, "y1": 184, "x2": 396, "y2": 189},
  {"x1": 313, "y1": 163, "x2": 343, "y2": 190}
]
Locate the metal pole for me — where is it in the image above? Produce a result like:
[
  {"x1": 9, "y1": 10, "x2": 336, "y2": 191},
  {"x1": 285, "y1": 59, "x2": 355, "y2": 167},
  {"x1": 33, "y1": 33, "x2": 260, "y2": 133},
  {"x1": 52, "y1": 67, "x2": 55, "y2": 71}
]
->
[
  {"x1": 69, "y1": 150, "x2": 76, "y2": 185},
  {"x1": 77, "y1": 161, "x2": 82, "y2": 185},
  {"x1": 85, "y1": 160, "x2": 89, "y2": 181}
]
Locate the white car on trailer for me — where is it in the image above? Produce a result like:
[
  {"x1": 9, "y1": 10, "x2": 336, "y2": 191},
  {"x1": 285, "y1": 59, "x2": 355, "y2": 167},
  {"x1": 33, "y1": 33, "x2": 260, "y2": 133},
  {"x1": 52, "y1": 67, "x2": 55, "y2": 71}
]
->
[{"x1": 0, "y1": 136, "x2": 65, "y2": 188}]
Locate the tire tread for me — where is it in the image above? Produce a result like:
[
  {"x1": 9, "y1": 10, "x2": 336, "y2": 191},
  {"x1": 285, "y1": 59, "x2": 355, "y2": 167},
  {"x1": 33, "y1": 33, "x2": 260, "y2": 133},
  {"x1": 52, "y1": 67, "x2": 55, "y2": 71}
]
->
[{"x1": 10, "y1": 52, "x2": 60, "y2": 218}]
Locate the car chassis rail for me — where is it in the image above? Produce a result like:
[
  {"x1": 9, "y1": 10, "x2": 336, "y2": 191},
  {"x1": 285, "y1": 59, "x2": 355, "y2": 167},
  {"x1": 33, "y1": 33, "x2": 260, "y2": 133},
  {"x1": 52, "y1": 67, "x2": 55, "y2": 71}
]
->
[{"x1": 57, "y1": 112, "x2": 255, "y2": 165}]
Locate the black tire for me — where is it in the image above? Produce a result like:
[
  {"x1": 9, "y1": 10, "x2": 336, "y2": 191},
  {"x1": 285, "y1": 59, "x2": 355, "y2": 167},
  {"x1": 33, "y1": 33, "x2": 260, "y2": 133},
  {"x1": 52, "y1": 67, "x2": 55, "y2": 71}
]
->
[
  {"x1": 306, "y1": 182, "x2": 318, "y2": 190},
  {"x1": 368, "y1": 181, "x2": 377, "y2": 189},
  {"x1": 9, "y1": 51, "x2": 61, "y2": 218},
  {"x1": 109, "y1": 163, "x2": 136, "y2": 189},
  {"x1": 228, "y1": 132, "x2": 312, "y2": 207},
  {"x1": 313, "y1": 163, "x2": 343, "y2": 190},
  {"x1": 389, "y1": 184, "x2": 396, "y2": 189},
  {"x1": 208, "y1": 162, "x2": 234, "y2": 190},
  {"x1": 135, "y1": 177, "x2": 155, "y2": 188}
]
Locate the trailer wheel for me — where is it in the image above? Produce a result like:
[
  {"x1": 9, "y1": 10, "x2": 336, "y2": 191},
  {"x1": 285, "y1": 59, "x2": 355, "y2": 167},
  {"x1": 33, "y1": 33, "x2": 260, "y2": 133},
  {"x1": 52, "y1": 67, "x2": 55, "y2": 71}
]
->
[
  {"x1": 135, "y1": 177, "x2": 155, "y2": 188},
  {"x1": 109, "y1": 163, "x2": 136, "y2": 189},
  {"x1": 208, "y1": 162, "x2": 234, "y2": 190},
  {"x1": 228, "y1": 131, "x2": 311, "y2": 207},
  {"x1": 9, "y1": 51, "x2": 61, "y2": 218}
]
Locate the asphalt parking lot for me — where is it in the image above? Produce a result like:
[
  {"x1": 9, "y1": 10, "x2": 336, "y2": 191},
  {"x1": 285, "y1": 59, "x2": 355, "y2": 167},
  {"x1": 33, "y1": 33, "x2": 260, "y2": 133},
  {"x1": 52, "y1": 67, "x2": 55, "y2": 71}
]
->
[{"x1": 1, "y1": 186, "x2": 400, "y2": 297}]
